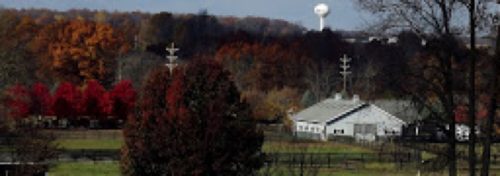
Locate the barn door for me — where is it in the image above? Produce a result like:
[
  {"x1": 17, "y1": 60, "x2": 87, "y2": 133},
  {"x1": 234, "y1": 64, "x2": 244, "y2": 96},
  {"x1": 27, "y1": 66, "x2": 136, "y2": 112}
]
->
[{"x1": 354, "y1": 123, "x2": 377, "y2": 141}]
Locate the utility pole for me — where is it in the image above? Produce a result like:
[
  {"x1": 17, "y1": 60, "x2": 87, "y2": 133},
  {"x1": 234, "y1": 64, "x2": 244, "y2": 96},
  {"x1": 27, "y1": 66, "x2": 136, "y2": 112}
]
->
[
  {"x1": 165, "y1": 42, "x2": 179, "y2": 74},
  {"x1": 339, "y1": 54, "x2": 352, "y2": 93}
]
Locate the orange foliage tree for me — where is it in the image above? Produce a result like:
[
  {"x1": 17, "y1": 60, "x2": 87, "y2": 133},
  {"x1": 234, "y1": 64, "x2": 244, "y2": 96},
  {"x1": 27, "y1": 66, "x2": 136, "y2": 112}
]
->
[
  {"x1": 215, "y1": 41, "x2": 307, "y2": 91},
  {"x1": 31, "y1": 19, "x2": 129, "y2": 86}
]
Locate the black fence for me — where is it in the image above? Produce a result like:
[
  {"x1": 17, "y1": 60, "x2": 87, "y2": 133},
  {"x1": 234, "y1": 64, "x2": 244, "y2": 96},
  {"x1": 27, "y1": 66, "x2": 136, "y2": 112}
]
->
[
  {"x1": 264, "y1": 152, "x2": 416, "y2": 169},
  {"x1": 0, "y1": 149, "x2": 416, "y2": 163},
  {"x1": 3, "y1": 149, "x2": 500, "y2": 171},
  {"x1": 58, "y1": 149, "x2": 120, "y2": 161},
  {"x1": 37, "y1": 149, "x2": 418, "y2": 165},
  {"x1": 50, "y1": 149, "x2": 500, "y2": 165}
]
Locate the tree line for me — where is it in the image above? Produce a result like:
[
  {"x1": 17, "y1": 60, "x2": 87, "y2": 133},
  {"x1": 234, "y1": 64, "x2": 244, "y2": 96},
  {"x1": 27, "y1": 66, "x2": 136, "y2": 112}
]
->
[
  {"x1": 0, "y1": 5, "x2": 496, "y2": 128},
  {"x1": 0, "y1": 7, "x2": 495, "y2": 124},
  {"x1": 2, "y1": 80, "x2": 136, "y2": 128},
  {"x1": 0, "y1": 3, "x2": 497, "y2": 176}
]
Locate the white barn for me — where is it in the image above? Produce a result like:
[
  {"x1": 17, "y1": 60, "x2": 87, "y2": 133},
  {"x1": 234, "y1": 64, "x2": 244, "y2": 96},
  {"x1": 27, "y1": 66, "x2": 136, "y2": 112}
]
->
[{"x1": 292, "y1": 94, "x2": 406, "y2": 141}]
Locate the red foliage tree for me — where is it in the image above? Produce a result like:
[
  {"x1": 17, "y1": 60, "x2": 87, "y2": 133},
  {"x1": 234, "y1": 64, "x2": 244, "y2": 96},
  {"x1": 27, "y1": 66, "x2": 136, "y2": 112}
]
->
[
  {"x1": 81, "y1": 80, "x2": 106, "y2": 118},
  {"x1": 4, "y1": 84, "x2": 31, "y2": 119},
  {"x1": 121, "y1": 58, "x2": 263, "y2": 175},
  {"x1": 165, "y1": 72, "x2": 187, "y2": 120},
  {"x1": 454, "y1": 103, "x2": 490, "y2": 124},
  {"x1": 178, "y1": 58, "x2": 263, "y2": 175},
  {"x1": 30, "y1": 82, "x2": 53, "y2": 117},
  {"x1": 52, "y1": 82, "x2": 81, "y2": 125},
  {"x1": 100, "y1": 92, "x2": 112, "y2": 117},
  {"x1": 454, "y1": 105, "x2": 468, "y2": 123},
  {"x1": 110, "y1": 80, "x2": 136, "y2": 121},
  {"x1": 121, "y1": 68, "x2": 172, "y2": 176}
]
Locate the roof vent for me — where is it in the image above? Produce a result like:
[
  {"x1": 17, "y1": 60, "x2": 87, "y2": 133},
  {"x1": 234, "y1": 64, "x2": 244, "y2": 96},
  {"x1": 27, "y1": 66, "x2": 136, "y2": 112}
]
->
[
  {"x1": 334, "y1": 93, "x2": 342, "y2": 100},
  {"x1": 352, "y1": 94, "x2": 360, "y2": 103}
]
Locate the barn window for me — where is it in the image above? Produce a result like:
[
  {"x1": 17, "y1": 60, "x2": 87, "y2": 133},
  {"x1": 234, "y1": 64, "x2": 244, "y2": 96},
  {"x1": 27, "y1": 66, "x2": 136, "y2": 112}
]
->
[
  {"x1": 298, "y1": 126, "x2": 303, "y2": 131},
  {"x1": 341, "y1": 129, "x2": 344, "y2": 134},
  {"x1": 305, "y1": 126, "x2": 309, "y2": 131}
]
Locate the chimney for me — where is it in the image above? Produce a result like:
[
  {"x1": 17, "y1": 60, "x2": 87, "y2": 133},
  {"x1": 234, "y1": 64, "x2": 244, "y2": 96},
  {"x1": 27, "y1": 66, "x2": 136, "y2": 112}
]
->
[{"x1": 352, "y1": 94, "x2": 360, "y2": 103}]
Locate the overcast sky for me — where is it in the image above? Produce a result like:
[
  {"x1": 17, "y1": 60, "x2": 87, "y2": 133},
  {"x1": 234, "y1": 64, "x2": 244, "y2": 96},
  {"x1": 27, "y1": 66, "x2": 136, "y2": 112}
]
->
[{"x1": 0, "y1": 0, "x2": 372, "y2": 30}]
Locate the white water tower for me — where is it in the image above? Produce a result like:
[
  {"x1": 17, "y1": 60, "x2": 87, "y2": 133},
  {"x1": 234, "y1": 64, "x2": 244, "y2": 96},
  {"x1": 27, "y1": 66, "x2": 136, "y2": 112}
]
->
[{"x1": 314, "y1": 3, "x2": 330, "y2": 31}]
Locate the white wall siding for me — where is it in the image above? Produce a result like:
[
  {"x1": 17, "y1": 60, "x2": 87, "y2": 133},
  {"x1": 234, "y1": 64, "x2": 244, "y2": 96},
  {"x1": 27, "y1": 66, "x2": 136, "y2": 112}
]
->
[
  {"x1": 326, "y1": 105, "x2": 405, "y2": 141},
  {"x1": 326, "y1": 123, "x2": 353, "y2": 137},
  {"x1": 294, "y1": 121, "x2": 326, "y2": 140}
]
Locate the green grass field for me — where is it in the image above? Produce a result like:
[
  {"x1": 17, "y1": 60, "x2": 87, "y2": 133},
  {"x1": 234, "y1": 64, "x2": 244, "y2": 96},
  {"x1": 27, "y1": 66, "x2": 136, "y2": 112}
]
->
[
  {"x1": 262, "y1": 141, "x2": 374, "y2": 154},
  {"x1": 56, "y1": 139, "x2": 123, "y2": 150},
  {"x1": 55, "y1": 137, "x2": 373, "y2": 154},
  {"x1": 48, "y1": 130, "x2": 500, "y2": 175},
  {"x1": 49, "y1": 161, "x2": 419, "y2": 176},
  {"x1": 49, "y1": 161, "x2": 120, "y2": 176},
  {"x1": 51, "y1": 130, "x2": 123, "y2": 150},
  {"x1": 48, "y1": 161, "x2": 454, "y2": 176}
]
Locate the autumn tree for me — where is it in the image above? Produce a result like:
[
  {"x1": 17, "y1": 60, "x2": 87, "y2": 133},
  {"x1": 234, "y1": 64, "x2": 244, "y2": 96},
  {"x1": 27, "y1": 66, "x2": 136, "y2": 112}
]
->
[
  {"x1": 109, "y1": 80, "x2": 136, "y2": 127},
  {"x1": 3, "y1": 84, "x2": 31, "y2": 119},
  {"x1": 106, "y1": 12, "x2": 142, "y2": 48},
  {"x1": 174, "y1": 58, "x2": 263, "y2": 175},
  {"x1": 215, "y1": 41, "x2": 258, "y2": 90},
  {"x1": 52, "y1": 82, "x2": 81, "y2": 126},
  {"x1": 29, "y1": 82, "x2": 53, "y2": 119},
  {"x1": 31, "y1": 19, "x2": 129, "y2": 86},
  {"x1": 244, "y1": 87, "x2": 301, "y2": 123},
  {"x1": 121, "y1": 58, "x2": 263, "y2": 175},
  {"x1": 215, "y1": 41, "x2": 308, "y2": 91},
  {"x1": 0, "y1": 12, "x2": 39, "y2": 89},
  {"x1": 81, "y1": 80, "x2": 106, "y2": 120},
  {"x1": 4, "y1": 83, "x2": 52, "y2": 120},
  {"x1": 121, "y1": 68, "x2": 175, "y2": 176},
  {"x1": 4, "y1": 83, "x2": 51, "y2": 120}
]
